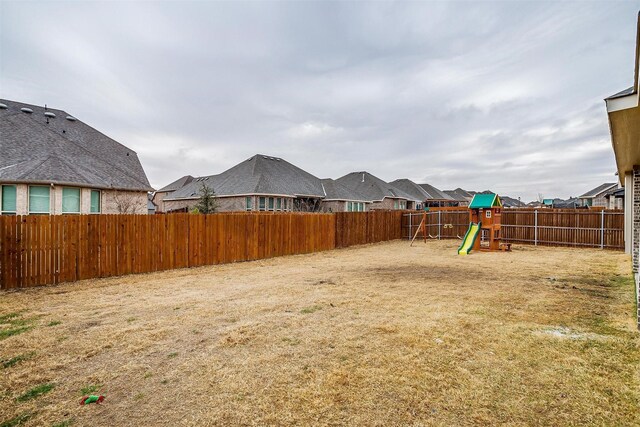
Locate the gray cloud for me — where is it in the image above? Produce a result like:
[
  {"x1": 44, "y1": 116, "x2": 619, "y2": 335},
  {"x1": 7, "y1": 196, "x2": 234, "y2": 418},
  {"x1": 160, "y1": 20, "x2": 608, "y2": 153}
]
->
[{"x1": 1, "y1": 1, "x2": 637, "y2": 201}]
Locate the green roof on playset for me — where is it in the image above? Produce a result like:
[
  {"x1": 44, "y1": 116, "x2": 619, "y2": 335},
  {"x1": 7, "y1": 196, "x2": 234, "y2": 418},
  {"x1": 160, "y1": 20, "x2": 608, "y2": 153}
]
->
[{"x1": 469, "y1": 193, "x2": 502, "y2": 209}]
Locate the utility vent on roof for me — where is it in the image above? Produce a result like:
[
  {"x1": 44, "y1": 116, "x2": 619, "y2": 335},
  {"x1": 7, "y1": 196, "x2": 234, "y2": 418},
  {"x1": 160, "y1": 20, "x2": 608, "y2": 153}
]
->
[
  {"x1": 21, "y1": 108, "x2": 33, "y2": 114},
  {"x1": 0, "y1": 103, "x2": 7, "y2": 109},
  {"x1": 65, "y1": 116, "x2": 77, "y2": 121},
  {"x1": 44, "y1": 112, "x2": 56, "y2": 118},
  {"x1": 262, "y1": 156, "x2": 269, "y2": 159}
]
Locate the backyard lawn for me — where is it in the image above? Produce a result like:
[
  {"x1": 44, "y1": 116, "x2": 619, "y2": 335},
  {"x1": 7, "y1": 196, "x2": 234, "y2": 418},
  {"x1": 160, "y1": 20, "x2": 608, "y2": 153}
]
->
[{"x1": 1, "y1": 240, "x2": 639, "y2": 426}]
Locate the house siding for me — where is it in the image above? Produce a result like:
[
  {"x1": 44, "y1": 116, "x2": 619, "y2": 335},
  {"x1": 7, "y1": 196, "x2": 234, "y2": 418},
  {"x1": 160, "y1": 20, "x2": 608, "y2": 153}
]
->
[{"x1": 0, "y1": 183, "x2": 147, "y2": 215}]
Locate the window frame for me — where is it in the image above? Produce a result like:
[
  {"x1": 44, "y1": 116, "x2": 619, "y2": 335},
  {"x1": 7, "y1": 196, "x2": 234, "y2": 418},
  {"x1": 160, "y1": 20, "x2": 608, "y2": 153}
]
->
[
  {"x1": 276, "y1": 198, "x2": 282, "y2": 211},
  {"x1": 268, "y1": 197, "x2": 274, "y2": 211},
  {"x1": 259, "y1": 197, "x2": 266, "y2": 211},
  {"x1": 90, "y1": 189, "x2": 101, "y2": 214},
  {"x1": 28, "y1": 185, "x2": 51, "y2": 215},
  {"x1": 1, "y1": 184, "x2": 17, "y2": 215},
  {"x1": 245, "y1": 196, "x2": 253, "y2": 211},
  {"x1": 62, "y1": 187, "x2": 81, "y2": 214}
]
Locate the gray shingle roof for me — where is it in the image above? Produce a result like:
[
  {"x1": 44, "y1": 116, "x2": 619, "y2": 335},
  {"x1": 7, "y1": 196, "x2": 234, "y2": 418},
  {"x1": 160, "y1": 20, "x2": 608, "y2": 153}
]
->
[
  {"x1": 389, "y1": 179, "x2": 453, "y2": 201},
  {"x1": 500, "y1": 195, "x2": 526, "y2": 207},
  {"x1": 157, "y1": 175, "x2": 194, "y2": 193},
  {"x1": 418, "y1": 183, "x2": 454, "y2": 201},
  {"x1": 321, "y1": 178, "x2": 369, "y2": 202},
  {"x1": 444, "y1": 188, "x2": 473, "y2": 201},
  {"x1": 166, "y1": 154, "x2": 325, "y2": 200},
  {"x1": 335, "y1": 172, "x2": 416, "y2": 202},
  {"x1": 579, "y1": 183, "x2": 617, "y2": 198},
  {"x1": 0, "y1": 99, "x2": 152, "y2": 191}
]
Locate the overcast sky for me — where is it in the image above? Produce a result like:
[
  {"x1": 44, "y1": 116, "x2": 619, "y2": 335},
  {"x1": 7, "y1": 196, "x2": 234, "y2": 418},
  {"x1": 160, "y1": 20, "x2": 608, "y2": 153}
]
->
[{"x1": 1, "y1": 1, "x2": 639, "y2": 201}]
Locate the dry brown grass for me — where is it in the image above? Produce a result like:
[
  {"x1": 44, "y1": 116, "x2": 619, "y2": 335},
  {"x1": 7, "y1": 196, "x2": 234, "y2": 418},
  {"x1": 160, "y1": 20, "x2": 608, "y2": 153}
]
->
[{"x1": 1, "y1": 240, "x2": 639, "y2": 426}]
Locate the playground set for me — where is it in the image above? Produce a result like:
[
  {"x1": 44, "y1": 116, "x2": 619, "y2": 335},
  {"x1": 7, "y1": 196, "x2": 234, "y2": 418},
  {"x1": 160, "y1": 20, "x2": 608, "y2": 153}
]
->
[{"x1": 410, "y1": 193, "x2": 511, "y2": 255}]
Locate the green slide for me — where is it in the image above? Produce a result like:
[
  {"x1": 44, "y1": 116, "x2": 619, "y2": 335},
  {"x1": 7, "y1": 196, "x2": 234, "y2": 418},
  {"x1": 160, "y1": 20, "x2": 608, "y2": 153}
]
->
[{"x1": 458, "y1": 222, "x2": 481, "y2": 255}]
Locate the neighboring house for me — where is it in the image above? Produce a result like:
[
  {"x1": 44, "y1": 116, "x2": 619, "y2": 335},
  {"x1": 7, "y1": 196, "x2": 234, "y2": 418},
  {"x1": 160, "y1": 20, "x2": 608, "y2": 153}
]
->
[
  {"x1": 320, "y1": 178, "x2": 370, "y2": 212},
  {"x1": 153, "y1": 175, "x2": 193, "y2": 212},
  {"x1": 578, "y1": 183, "x2": 618, "y2": 207},
  {"x1": 500, "y1": 195, "x2": 526, "y2": 208},
  {"x1": 0, "y1": 99, "x2": 152, "y2": 215},
  {"x1": 444, "y1": 188, "x2": 473, "y2": 206},
  {"x1": 604, "y1": 187, "x2": 624, "y2": 210},
  {"x1": 335, "y1": 172, "x2": 416, "y2": 210},
  {"x1": 147, "y1": 193, "x2": 157, "y2": 215},
  {"x1": 389, "y1": 179, "x2": 455, "y2": 208},
  {"x1": 604, "y1": 11, "x2": 640, "y2": 328},
  {"x1": 162, "y1": 154, "x2": 325, "y2": 212}
]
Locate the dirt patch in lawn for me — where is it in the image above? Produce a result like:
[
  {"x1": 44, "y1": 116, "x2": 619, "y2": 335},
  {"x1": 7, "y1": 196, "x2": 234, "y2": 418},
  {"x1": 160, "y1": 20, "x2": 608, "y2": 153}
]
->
[{"x1": 1, "y1": 240, "x2": 639, "y2": 426}]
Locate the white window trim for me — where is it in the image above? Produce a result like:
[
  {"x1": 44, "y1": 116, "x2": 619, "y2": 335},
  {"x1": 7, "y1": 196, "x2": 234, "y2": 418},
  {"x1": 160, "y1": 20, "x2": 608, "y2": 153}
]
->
[
  {"x1": 28, "y1": 185, "x2": 51, "y2": 215},
  {"x1": 1, "y1": 184, "x2": 17, "y2": 215},
  {"x1": 62, "y1": 187, "x2": 81, "y2": 214},
  {"x1": 90, "y1": 189, "x2": 102, "y2": 214}
]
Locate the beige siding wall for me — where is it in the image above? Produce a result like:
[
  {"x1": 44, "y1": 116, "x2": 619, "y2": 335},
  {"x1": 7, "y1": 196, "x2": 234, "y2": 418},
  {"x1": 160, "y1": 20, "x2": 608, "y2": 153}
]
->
[{"x1": 0, "y1": 183, "x2": 147, "y2": 215}]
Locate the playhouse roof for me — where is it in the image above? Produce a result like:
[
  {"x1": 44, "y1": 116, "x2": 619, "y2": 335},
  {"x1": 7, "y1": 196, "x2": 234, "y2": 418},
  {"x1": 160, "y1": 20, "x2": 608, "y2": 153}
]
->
[{"x1": 469, "y1": 193, "x2": 502, "y2": 209}]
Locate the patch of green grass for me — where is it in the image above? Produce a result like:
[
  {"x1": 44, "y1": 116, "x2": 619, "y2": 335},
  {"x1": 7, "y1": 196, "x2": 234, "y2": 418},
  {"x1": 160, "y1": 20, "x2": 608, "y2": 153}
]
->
[
  {"x1": 16, "y1": 383, "x2": 54, "y2": 402},
  {"x1": 0, "y1": 313, "x2": 20, "y2": 324},
  {"x1": 0, "y1": 412, "x2": 32, "y2": 427},
  {"x1": 134, "y1": 392, "x2": 144, "y2": 400},
  {"x1": 0, "y1": 326, "x2": 33, "y2": 341},
  {"x1": 300, "y1": 305, "x2": 322, "y2": 314},
  {"x1": 2, "y1": 352, "x2": 35, "y2": 369},
  {"x1": 47, "y1": 321, "x2": 62, "y2": 327},
  {"x1": 126, "y1": 317, "x2": 137, "y2": 323},
  {"x1": 52, "y1": 419, "x2": 73, "y2": 427},
  {"x1": 144, "y1": 372, "x2": 153, "y2": 379},
  {"x1": 79, "y1": 384, "x2": 101, "y2": 395},
  {"x1": 167, "y1": 352, "x2": 178, "y2": 358}
]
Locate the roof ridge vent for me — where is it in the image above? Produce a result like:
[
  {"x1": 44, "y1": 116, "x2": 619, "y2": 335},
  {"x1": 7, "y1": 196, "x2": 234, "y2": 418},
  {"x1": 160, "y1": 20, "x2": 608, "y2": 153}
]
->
[{"x1": 20, "y1": 107, "x2": 33, "y2": 114}]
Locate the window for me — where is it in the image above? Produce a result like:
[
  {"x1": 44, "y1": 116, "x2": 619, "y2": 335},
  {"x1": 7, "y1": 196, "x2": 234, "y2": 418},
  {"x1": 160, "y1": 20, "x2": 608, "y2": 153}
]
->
[
  {"x1": 62, "y1": 188, "x2": 81, "y2": 213},
  {"x1": 245, "y1": 196, "x2": 252, "y2": 211},
  {"x1": 90, "y1": 190, "x2": 101, "y2": 213},
  {"x1": 268, "y1": 197, "x2": 274, "y2": 211},
  {"x1": 1, "y1": 185, "x2": 17, "y2": 215},
  {"x1": 259, "y1": 197, "x2": 266, "y2": 211},
  {"x1": 276, "y1": 198, "x2": 282, "y2": 210},
  {"x1": 29, "y1": 186, "x2": 50, "y2": 214},
  {"x1": 358, "y1": 202, "x2": 364, "y2": 212},
  {"x1": 347, "y1": 202, "x2": 353, "y2": 212},
  {"x1": 394, "y1": 201, "x2": 398, "y2": 210}
]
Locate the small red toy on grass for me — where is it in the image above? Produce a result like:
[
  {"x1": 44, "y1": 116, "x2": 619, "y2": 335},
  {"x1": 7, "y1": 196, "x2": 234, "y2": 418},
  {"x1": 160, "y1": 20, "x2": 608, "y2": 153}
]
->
[{"x1": 80, "y1": 395, "x2": 105, "y2": 405}]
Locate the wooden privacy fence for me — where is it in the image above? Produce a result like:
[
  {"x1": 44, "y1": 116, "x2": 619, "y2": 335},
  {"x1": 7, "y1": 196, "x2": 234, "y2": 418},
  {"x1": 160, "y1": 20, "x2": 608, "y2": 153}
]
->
[
  {"x1": 403, "y1": 209, "x2": 624, "y2": 250},
  {"x1": 0, "y1": 211, "x2": 403, "y2": 289}
]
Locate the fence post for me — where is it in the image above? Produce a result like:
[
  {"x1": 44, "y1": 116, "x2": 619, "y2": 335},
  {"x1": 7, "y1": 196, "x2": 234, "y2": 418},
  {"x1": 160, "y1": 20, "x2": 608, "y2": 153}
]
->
[
  {"x1": 438, "y1": 210, "x2": 441, "y2": 240},
  {"x1": 409, "y1": 213, "x2": 412, "y2": 240},
  {"x1": 601, "y1": 209, "x2": 605, "y2": 249},
  {"x1": 534, "y1": 209, "x2": 538, "y2": 246}
]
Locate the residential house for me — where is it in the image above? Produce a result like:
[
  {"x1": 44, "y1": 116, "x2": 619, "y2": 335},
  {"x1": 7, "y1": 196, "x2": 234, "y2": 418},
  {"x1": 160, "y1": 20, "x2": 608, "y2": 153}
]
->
[
  {"x1": 604, "y1": 11, "x2": 640, "y2": 327},
  {"x1": 499, "y1": 195, "x2": 526, "y2": 208},
  {"x1": 578, "y1": 183, "x2": 618, "y2": 207},
  {"x1": 444, "y1": 188, "x2": 473, "y2": 206},
  {"x1": 389, "y1": 179, "x2": 455, "y2": 208},
  {"x1": 162, "y1": 155, "x2": 325, "y2": 212},
  {"x1": 320, "y1": 178, "x2": 370, "y2": 212},
  {"x1": 604, "y1": 187, "x2": 624, "y2": 210},
  {"x1": 153, "y1": 175, "x2": 193, "y2": 212},
  {"x1": 0, "y1": 99, "x2": 152, "y2": 215},
  {"x1": 335, "y1": 172, "x2": 416, "y2": 210}
]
